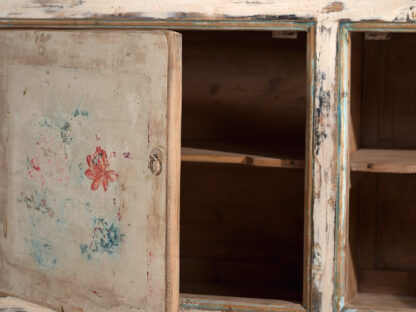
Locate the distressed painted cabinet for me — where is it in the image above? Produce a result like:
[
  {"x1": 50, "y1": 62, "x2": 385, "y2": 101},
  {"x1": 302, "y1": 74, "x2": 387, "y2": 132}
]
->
[
  {"x1": 0, "y1": 23, "x2": 314, "y2": 312},
  {"x1": 1, "y1": 1, "x2": 416, "y2": 312}
]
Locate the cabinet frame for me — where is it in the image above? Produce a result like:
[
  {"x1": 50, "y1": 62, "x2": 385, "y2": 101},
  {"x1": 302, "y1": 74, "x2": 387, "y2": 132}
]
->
[
  {"x1": 0, "y1": 19, "x2": 315, "y2": 312},
  {"x1": 335, "y1": 21, "x2": 416, "y2": 312}
]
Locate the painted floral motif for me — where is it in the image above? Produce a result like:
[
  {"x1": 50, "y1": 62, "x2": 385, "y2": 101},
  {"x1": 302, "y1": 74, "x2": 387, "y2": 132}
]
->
[{"x1": 84, "y1": 147, "x2": 118, "y2": 191}]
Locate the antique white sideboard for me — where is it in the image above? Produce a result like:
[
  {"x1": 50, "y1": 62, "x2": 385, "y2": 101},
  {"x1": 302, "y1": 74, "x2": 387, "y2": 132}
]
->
[{"x1": 1, "y1": 1, "x2": 416, "y2": 311}]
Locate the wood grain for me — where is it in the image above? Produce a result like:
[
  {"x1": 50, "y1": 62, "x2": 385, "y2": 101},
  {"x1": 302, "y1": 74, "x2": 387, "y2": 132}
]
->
[
  {"x1": 182, "y1": 147, "x2": 304, "y2": 169},
  {"x1": 351, "y1": 149, "x2": 416, "y2": 173},
  {"x1": 166, "y1": 30, "x2": 182, "y2": 312}
]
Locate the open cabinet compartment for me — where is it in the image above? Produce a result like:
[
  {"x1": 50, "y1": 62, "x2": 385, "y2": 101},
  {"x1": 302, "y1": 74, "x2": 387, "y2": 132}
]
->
[
  {"x1": 346, "y1": 32, "x2": 416, "y2": 311},
  {"x1": 179, "y1": 30, "x2": 309, "y2": 306}
]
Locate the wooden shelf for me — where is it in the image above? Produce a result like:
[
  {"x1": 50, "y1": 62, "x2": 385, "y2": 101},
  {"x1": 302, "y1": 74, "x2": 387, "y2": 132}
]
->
[
  {"x1": 351, "y1": 149, "x2": 416, "y2": 174},
  {"x1": 181, "y1": 147, "x2": 304, "y2": 169},
  {"x1": 349, "y1": 293, "x2": 416, "y2": 311}
]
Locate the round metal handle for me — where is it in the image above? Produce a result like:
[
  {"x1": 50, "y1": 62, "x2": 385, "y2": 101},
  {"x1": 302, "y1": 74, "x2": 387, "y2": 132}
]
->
[{"x1": 148, "y1": 148, "x2": 162, "y2": 175}]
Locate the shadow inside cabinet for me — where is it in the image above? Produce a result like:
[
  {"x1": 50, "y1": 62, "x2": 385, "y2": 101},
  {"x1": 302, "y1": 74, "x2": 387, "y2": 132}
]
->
[
  {"x1": 178, "y1": 30, "x2": 309, "y2": 308},
  {"x1": 347, "y1": 31, "x2": 416, "y2": 311}
]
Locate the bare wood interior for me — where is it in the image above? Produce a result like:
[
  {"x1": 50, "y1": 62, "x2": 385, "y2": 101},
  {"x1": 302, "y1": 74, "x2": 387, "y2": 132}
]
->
[
  {"x1": 181, "y1": 31, "x2": 307, "y2": 159},
  {"x1": 179, "y1": 31, "x2": 307, "y2": 303},
  {"x1": 181, "y1": 147, "x2": 304, "y2": 169},
  {"x1": 348, "y1": 32, "x2": 416, "y2": 310}
]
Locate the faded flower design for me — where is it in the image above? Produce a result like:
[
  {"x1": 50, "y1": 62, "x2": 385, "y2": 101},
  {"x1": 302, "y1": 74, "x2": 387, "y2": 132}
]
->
[{"x1": 84, "y1": 147, "x2": 118, "y2": 191}]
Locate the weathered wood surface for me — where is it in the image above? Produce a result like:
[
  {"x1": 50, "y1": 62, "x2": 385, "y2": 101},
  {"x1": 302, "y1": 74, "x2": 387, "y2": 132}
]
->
[
  {"x1": 0, "y1": 0, "x2": 415, "y2": 22},
  {"x1": 309, "y1": 20, "x2": 338, "y2": 312},
  {"x1": 2, "y1": 1, "x2": 416, "y2": 312},
  {"x1": 181, "y1": 147, "x2": 305, "y2": 169},
  {"x1": 351, "y1": 149, "x2": 416, "y2": 173},
  {"x1": 0, "y1": 30, "x2": 181, "y2": 312},
  {"x1": 0, "y1": 296, "x2": 55, "y2": 312},
  {"x1": 180, "y1": 294, "x2": 305, "y2": 312}
]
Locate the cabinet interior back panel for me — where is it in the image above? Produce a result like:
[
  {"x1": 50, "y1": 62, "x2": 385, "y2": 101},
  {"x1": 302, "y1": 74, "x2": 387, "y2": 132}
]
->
[
  {"x1": 180, "y1": 163, "x2": 304, "y2": 302},
  {"x1": 181, "y1": 31, "x2": 307, "y2": 158},
  {"x1": 358, "y1": 33, "x2": 416, "y2": 149}
]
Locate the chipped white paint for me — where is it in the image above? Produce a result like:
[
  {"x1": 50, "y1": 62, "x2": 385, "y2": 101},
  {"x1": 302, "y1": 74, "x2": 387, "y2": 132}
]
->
[
  {"x1": 0, "y1": 0, "x2": 415, "y2": 22},
  {"x1": 311, "y1": 20, "x2": 339, "y2": 312}
]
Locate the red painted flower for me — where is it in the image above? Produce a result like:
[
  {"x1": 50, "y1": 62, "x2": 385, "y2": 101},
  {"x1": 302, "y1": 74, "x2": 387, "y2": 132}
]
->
[{"x1": 84, "y1": 147, "x2": 118, "y2": 191}]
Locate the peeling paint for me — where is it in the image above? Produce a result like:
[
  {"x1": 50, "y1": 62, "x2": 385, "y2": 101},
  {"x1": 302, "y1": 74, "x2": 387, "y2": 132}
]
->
[{"x1": 2, "y1": 0, "x2": 416, "y2": 23}]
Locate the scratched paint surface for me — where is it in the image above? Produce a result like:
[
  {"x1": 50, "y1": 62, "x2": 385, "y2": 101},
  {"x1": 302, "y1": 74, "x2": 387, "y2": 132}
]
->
[
  {"x1": 0, "y1": 30, "x2": 173, "y2": 311},
  {"x1": 0, "y1": 0, "x2": 415, "y2": 23}
]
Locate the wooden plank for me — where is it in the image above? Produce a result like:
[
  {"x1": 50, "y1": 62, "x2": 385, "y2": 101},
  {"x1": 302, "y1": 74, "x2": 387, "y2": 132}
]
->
[
  {"x1": 181, "y1": 147, "x2": 304, "y2": 169},
  {"x1": 180, "y1": 293, "x2": 305, "y2": 312},
  {"x1": 166, "y1": 30, "x2": 182, "y2": 312},
  {"x1": 350, "y1": 149, "x2": 416, "y2": 173},
  {"x1": 349, "y1": 32, "x2": 363, "y2": 154},
  {"x1": 348, "y1": 293, "x2": 416, "y2": 311}
]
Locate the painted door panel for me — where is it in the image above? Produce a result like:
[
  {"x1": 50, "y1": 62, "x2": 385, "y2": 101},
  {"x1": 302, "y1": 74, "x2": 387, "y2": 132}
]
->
[{"x1": 0, "y1": 30, "x2": 181, "y2": 312}]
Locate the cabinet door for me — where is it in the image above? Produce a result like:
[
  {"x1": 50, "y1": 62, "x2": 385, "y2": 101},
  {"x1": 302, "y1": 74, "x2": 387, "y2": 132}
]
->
[{"x1": 0, "y1": 30, "x2": 181, "y2": 312}]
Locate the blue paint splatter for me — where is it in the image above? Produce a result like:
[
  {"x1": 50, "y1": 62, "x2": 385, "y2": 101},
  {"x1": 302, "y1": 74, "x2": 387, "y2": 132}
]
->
[
  {"x1": 59, "y1": 120, "x2": 72, "y2": 145},
  {"x1": 30, "y1": 239, "x2": 57, "y2": 268},
  {"x1": 72, "y1": 108, "x2": 89, "y2": 118},
  {"x1": 37, "y1": 107, "x2": 89, "y2": 149},
  {"x1": 78, "y1": 162, "x2": 85, "y2": 182},
  {"x1": 38, "y1": 117, "x2": 52, "y2": 128},
  {"x1": 80, "y1": 217, "x2": 125, "y2": 259}
]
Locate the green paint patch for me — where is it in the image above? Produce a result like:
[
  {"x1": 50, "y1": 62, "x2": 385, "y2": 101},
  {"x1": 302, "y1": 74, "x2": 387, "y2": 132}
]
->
[{"x1": 72, "y1": 108, "x2": 89, "y2": 118}]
